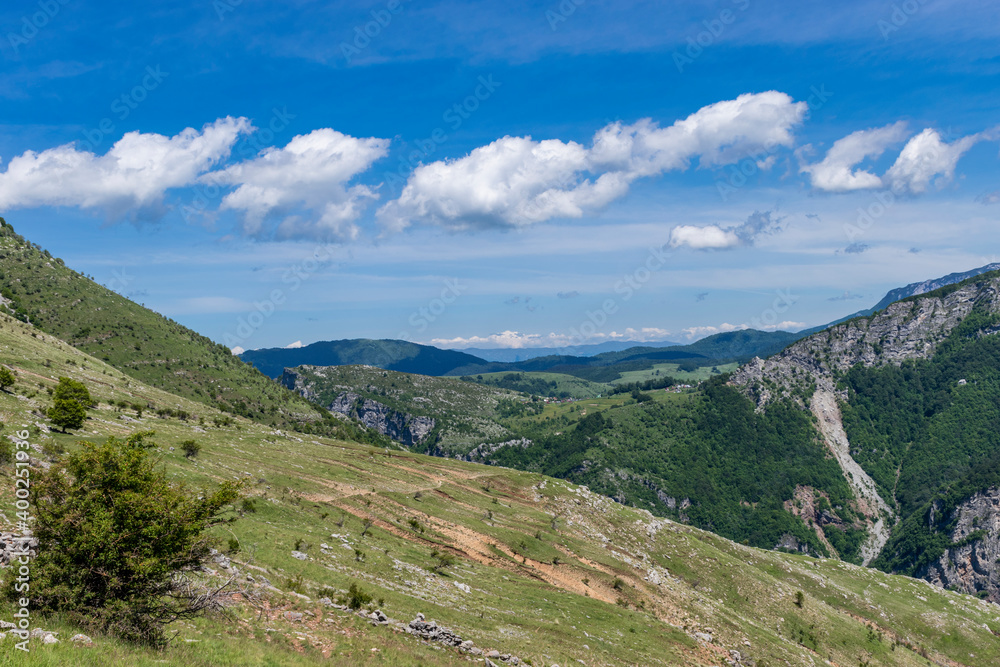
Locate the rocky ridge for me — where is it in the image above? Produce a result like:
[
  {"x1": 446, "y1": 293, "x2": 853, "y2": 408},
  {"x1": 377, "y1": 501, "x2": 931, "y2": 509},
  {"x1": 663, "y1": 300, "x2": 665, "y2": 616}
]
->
[
  {"x1": 731, "y1": 273, "x2": 1000, "y2": 408},
  {"x1": 920, "y1": 486, "x2": 1000, "y2": 603}
]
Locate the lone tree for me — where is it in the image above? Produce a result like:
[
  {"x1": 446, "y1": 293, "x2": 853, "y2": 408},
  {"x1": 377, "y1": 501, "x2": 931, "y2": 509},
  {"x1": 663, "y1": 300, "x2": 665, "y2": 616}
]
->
[
  {"x1": 5, "y1": 432, "x2": 243, "y2": 646},
  {"x1": 181, "y1": 439, "x2": 201, "y2": 458},
  {"x1": 47, "y1": 377, "x2": 93, "y2": 433},
  {"x1": 0, "y1": 366, "x2": 15, "y2": 392}
]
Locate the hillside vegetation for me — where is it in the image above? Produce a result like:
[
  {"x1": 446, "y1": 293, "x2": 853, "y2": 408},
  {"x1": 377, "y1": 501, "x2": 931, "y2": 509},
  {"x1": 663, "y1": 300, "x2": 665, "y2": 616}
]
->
[
  {"x1": 2, "y1": 309, "x2": 1000, "y2": 665},
  {"x1": 0, "y1": 220, "x2": 374, "y2": 442}
]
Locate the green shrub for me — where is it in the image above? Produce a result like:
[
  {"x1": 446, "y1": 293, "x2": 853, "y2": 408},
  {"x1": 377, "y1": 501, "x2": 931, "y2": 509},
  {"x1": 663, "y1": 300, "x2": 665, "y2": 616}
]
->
[
  {"x1": 337, "y1": 583, "x2": 373, "y2": 610},
  {"x1": 181, "y1": 439, "x2": 201, "y2": 458},
  {"x1": 0, "y1": 366, "x2": 15, "y2": 392},
  {"x1": 4, "y1": 432, "x2": 243, "y2": 646}
]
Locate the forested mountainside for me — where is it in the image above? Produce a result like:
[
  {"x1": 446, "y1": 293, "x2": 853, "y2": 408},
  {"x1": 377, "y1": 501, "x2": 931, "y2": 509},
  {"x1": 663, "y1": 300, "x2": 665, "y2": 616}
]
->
[{"x1": 733, "y1": 270, "x2": 1000, "y2": 600}]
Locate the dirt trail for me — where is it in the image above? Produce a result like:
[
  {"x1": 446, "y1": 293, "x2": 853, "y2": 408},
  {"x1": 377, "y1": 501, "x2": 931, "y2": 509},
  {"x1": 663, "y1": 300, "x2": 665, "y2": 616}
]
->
[{"x1": 811, "y1": 390, "x2": 894, "y2": 565}]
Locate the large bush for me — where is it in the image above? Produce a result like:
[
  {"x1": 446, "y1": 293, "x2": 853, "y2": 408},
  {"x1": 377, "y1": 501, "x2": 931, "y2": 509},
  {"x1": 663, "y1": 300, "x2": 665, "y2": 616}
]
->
[{"x1": 4, "y1": 432, "x2": 243, "y2": 646}]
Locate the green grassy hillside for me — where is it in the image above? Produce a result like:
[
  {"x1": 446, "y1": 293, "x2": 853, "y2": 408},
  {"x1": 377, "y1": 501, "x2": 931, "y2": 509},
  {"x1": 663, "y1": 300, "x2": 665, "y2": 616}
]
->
[
  {"x1": 0, "y1": 220, "x2": 367, "y2": 440},
  {"x1": 3, "y1": 310, "x2": 1000, "y2": 665}
]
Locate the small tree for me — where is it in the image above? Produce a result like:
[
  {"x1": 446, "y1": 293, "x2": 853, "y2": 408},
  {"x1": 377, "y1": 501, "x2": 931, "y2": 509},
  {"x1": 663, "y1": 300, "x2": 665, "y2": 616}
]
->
[
  {"x1": 6, "y1": 432, "x2": 243, "y2": 646},
  {"x1": 47, "y1": 377, "x2": 93, "y2": 432},
  {"x1": 54, "y1": 376, "x2": 93, "y2": 407},
  {"x1": 0, "y1": 366, "x2": 15, "y2": 392},
  {"x1": 181, "y1": 439, "x2": 201, "y2": 458},
  {"x1": 48, "y1": 397, "x2": 87, "y2": 433}
]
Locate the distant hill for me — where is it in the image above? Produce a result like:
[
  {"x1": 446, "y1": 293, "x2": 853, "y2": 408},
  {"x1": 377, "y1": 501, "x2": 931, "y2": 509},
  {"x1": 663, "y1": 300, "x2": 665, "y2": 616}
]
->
[
  {"x1": 457, "y1": 339, "x2": 679, "y2": 362},
  {"x1": 240, "y1": 338, "x2": 488, "y2": 378}
]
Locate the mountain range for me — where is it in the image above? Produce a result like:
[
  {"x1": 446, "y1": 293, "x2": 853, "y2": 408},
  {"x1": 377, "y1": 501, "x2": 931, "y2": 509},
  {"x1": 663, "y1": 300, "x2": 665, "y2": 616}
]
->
[{"x1": 241, "y1": 268, "x2": 1000, "y2": 381}]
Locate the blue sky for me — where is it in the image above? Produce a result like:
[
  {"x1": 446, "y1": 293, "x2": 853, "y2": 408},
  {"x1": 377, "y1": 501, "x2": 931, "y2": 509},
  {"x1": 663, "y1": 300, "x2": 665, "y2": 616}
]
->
[{"x1": 1, "y1": 0, "x2": 999, "y2": 352}]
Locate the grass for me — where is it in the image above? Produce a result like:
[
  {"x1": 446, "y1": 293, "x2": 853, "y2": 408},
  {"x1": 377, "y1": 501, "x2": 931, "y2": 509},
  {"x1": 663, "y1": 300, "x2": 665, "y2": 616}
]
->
[{"x1": 3, "y1": 310, "x2": 1000, "y2": 665}]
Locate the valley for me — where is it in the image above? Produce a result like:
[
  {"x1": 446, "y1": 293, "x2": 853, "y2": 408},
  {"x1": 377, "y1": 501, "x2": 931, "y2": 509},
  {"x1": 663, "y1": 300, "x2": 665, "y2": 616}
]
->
[{"x1": 3, "y1": 220, "x2": 1000, "y2": 665}]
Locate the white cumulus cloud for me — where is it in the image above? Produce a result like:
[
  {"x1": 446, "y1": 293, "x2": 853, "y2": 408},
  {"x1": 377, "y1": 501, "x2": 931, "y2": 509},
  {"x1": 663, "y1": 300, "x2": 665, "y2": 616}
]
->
[
  {"x1": 801, "y1": 122, "x2": 909, "y2": 192},
  {"x1": 884, "y1": 128, "x2": 983, "y2": 194},
  {"x1": 0, "y1": 117, "x2": 251, "y2": 217},
  {"x1": 669, "y1": 225, "x2": 740, "y2": 250},
  {"x1": 380, "y1": 91, "x2": 807, "y2": 232},
  {"x1": 669, "y1": 210, "x2": 785, "y2": 251},
  {"x1": 428, "y1": 327, "x2": 674, "y2": 349},
  {"x1": 207, "y1": 128, "x2": 390, "y2": 241}
]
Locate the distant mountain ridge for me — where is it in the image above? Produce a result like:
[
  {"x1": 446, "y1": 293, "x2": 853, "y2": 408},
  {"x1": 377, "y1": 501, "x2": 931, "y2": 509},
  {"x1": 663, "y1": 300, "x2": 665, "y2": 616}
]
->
[{"x1": 239, "y1": 338, "x2": 487, "y2": 379}]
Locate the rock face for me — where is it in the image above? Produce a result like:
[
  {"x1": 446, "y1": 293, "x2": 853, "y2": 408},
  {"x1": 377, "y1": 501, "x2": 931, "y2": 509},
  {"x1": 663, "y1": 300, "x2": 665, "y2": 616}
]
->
[
  {"x1": 282, "y1": 369, "x2": 436, "y2": 446},
  {"x1": 919, "y1": 487, "x2": 1000, "y2": 603},
  {"x1": 731, "y1": 275, "x2": 1000, "y2": 409},
  {"x1": 342, "y1": 394, "x2": 435, "y2": 446}
]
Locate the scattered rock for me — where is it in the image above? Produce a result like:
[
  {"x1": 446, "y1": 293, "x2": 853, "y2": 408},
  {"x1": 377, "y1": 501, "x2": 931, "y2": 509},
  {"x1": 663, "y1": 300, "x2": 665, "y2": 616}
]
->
[
  {"x1": 407, "y1": 617, "x2": 465, "y2": 647},
  {"x1": 290, "y1": 550, "x2": 308, "y2": 561},
  {"x1": 283, "y1": 611, "x2": 304, "y2": 622},
  {"x1": 70, "y1": 634, "x2": 93, "y2": 644}
]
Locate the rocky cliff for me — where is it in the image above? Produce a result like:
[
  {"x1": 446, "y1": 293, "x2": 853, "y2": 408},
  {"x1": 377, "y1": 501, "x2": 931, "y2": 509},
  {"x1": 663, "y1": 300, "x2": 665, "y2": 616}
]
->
[
  {"x1": 919, "y1": 487, "x2": 1000, "y2": 603},
  {"x1": 330, "y1": 391, "x2": 436, "y2": 447},
  {"x1": 731, "y1": 273, "x2": 1000, "y2": 408},
  {"x1": 281, "y1": 369, "x2": 436, "y2": 446}
]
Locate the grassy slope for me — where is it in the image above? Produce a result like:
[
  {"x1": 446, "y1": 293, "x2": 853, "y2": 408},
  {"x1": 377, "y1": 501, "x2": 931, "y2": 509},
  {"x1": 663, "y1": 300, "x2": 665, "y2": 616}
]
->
[
  {"x1": 0, "y1": 222, "x2": 350, "y2": 438},
  {"x1": 2, "y1": 313, "x2": 1000, "y2": 665}
]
